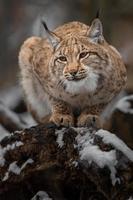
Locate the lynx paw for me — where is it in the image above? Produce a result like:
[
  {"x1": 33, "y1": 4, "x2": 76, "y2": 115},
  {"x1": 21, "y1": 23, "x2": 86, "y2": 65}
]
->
[
  {"x1": 77, "y1": 114, "x2": 102, "y2": 129},
  {"x1": 50, "y1": 113, "x2": 74, "y2": 127}
]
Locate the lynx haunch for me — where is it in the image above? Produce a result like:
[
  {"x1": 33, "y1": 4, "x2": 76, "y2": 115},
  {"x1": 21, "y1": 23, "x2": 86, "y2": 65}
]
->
[{"x1": 19, "y1": 18, "x2": 127, "y2": 128}]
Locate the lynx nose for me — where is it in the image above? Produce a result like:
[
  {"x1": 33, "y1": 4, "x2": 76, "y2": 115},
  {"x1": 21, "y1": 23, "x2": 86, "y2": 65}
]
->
[{"x1": 70, "y1": 71, "x2": 77, "y2": 77}]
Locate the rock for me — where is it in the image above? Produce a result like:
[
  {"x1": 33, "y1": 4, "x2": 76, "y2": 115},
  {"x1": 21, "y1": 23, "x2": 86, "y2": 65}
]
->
[{"x1": 0, "y1": 123, "x2": 133, "y2": 200}]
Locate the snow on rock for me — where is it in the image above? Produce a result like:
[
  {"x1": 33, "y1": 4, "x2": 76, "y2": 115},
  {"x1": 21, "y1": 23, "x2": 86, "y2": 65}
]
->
[
  {"x1": 115, "y1": 95, "x2": 133, "y2": 114},
  {"x1": 55, "y1": 128, "x2": 66, "y2": 148},
  {"x1": 75, "y1": 129, "x2": 118, "y2": 185},
  {"x1": 2, "y1": 158, "x2": 34, "y2": 181},
  {"x1": 0, "y1": 125, "x2": 10, "y2": 141},
  {"x1": 74, "y1": 127, "x2": 133, "y2": 186},
  {"x1": 75, "y1": 127, "x2": 95, "y2": 147},
  {"x1": 0, "y1": 141, "x2": 23, "y2": 167},
  {"x1": 96, "y1": 129, "x2": 133, "y2": 162},
  {"x1": 2, "y1": 161, "x2": 21, "y2": 181},
  {"x1": 72, "y1": 160, "x2": 78, "y2": 167},
  {"x1": 31, "y1": 191, "x2": 52, "y2": 200},
  {"x1": 21, "y1": 158, "x2": 34, "y2": 170},
  {"x1": 2, "y1": 171, "x2": 9, "y2": 181},
  {"x1": 8, "y1": 161, "x2": 21, "y2": 175}
]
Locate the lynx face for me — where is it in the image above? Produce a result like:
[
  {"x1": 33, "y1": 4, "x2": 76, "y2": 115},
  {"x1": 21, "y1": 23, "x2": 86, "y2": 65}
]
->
[
  {"x1": 49, "y1": 37, "x2": 110, "y2": 94},
  {"x1": 44, "y1": 19, "x2": 112, "y2": 95}
]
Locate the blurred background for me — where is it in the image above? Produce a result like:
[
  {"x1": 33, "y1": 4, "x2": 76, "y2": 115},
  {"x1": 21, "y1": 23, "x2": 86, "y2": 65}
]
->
[
  {"x1": 0, "y1": 0, "x2": 133, "y2": 147},
  {"x1": 0, "y1": 0, "x2": 133, "y2": 91}
]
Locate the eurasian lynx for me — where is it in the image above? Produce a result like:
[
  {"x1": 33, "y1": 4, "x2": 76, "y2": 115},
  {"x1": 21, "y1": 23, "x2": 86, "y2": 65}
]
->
[{"x1": 19, "y1": 18, "x2": 127, "y2": 128}]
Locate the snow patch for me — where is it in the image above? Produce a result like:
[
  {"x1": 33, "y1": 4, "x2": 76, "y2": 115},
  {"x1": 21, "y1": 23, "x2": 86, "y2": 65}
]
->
[
  {"x1": 31, "y1": 191, "x2": 52, "y2": 200},
  {"x1": 72, "y1": 160, "x2": 78, "y2": 167},
  {"x1": 3, "y1": 158, "x2": 34, "y2": 181},
  {"x1": 0, "y1": 141, "x2": 23, "y2": 167},
  {"x1": 96, "y1": 129, "x2": 133, "y2": 162},
  {"x1": 2, "y1": 172, "x2": 9, "y2": 181},
  {"x1": 21, "y1": 158, "x2": 34, "y2": 170},
  {"x1": 55, "y1": 128, "x2": 66, "y2": 148},
  {"x1": 75, "y1": 128, "x2": 120, "y2": 185},
  {"x1": 115, "y1": 95, "x2": 133, "y2": 114},
  {"x1": 9, "y1": 161, "x2": 21, "y2": 174}
]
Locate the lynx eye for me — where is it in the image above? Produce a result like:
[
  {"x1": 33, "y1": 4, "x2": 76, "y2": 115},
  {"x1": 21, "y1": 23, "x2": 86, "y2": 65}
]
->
[
  {"x1": 79, "y1": 52, "x2": 89, "y2": 59},
  {"x1": 57, "y1": 56, "x2": 67, "y2": 62}
]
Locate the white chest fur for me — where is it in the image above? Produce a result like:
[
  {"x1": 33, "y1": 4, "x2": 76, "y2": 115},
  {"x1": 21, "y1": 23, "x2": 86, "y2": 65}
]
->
[{"x1": 49, "y1": 71, "x2": 99, "y2": 108}]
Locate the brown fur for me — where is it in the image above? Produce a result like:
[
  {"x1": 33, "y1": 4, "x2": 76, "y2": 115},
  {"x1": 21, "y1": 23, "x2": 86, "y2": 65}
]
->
[{"x1": 19, "y1": 19, "x2": 127, "y2": 127}]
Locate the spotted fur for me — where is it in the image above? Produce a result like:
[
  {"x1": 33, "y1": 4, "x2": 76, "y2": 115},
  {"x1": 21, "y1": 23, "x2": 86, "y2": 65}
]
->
[{"x1": 19, "y1": 19, "x2": 127, "y2": 127}]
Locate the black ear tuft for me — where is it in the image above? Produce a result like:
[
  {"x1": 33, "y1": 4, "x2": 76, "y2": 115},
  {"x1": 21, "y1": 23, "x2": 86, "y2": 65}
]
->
[
  {"x1": 96, "y1": 9, "x2": 101, "y2": 19},
  {"x1": 41, "y1": 20, "x2": 60, "y2": 49},
  {"x1": 41, "y1": 20, "x2": 50, "y2": 33}
]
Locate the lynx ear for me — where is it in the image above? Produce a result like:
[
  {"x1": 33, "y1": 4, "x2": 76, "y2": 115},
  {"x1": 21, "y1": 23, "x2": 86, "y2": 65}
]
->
[
  {"x1": 41, "y1": 20, "x2": 60, "y2": 48},
  {"x1": 88, "y1": 18, "x2": 104, "y2": 44}
]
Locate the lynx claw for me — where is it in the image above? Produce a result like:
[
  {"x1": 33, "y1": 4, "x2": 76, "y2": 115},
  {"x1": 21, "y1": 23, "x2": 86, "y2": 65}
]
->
[
  {"x1": 77, "y1": 114, "x2": 102, "y2": 129},
  {"x1": 50, "y1": 113, "x2": 74, "y2": 127}
]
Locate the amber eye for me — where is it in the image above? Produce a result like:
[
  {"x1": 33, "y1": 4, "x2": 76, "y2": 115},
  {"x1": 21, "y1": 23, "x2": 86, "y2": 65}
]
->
[
  {"x1": 58, "y1": 56, "x2": 67, "y2": 62},
  {"x1": 79, "y1": 52, "x2": 89, "y2": 59}
]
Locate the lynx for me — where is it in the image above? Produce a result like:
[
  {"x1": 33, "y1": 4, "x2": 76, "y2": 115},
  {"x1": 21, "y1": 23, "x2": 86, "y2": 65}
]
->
[{"x1": 19, "y1": 18, "x2": 127, "y2": 128}]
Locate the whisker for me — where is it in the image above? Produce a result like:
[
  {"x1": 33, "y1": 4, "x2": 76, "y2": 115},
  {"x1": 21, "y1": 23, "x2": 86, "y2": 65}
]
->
[{"x1": 57, "y1": 79, "x2": 66, "y2": 89}]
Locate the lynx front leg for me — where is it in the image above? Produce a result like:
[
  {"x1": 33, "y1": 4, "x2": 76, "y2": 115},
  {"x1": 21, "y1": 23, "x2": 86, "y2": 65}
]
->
[
  {"x1": 49, "y1": 99, "x2": 74, "y2": 127},
  {"x1": 77, "y1": 104, "x2": 105, "y2": 129}
]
